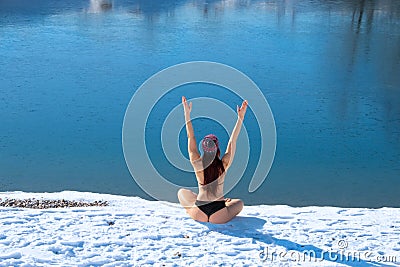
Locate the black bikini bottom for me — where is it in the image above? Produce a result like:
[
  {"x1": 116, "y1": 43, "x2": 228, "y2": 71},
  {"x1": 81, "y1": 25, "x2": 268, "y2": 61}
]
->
[{"x1": 195, "y1": 200, "x2": 226, "y2": 221}]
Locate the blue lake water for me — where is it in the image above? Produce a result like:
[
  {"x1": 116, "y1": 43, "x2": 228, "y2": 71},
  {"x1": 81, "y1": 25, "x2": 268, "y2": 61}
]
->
[{"x1": 0, "y1": 0, "x2": 399, "y2": 207}]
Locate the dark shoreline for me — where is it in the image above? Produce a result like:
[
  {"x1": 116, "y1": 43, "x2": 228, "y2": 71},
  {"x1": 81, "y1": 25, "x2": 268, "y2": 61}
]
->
[{"x1": 0, "y1": 198, "x2": 108, "y2": 209}]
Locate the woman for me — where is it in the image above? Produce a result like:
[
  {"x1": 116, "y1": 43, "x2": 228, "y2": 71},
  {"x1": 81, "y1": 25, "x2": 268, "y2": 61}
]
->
[{"x1": 177, "y1": 96, "x2": 248, "y2": 224}]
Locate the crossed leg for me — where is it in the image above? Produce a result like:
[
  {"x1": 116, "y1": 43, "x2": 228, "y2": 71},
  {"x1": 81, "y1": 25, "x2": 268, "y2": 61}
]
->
[
  {"x1": 177, "y1": 188, "x2": 244, "y2": 224},
  {"x1": 177, "y1": 188, "x2": 208, "y2": 222},
  {"x1": 209, "y1": 198, "x2": 244, "y2": 224},
  {"x1": 177, "y1": 188, "x2": 197, "y2": 209}
]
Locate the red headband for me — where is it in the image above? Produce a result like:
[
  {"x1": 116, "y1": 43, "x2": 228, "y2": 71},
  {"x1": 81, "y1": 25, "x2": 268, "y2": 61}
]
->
[{"x1": 201, "y1": 134, "x2": 219, "y2": 153}]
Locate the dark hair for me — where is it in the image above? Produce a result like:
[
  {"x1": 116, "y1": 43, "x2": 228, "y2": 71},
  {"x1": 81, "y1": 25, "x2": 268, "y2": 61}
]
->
[{"x1": 202, "y1": 147, "x2": 225, "y2": 197}]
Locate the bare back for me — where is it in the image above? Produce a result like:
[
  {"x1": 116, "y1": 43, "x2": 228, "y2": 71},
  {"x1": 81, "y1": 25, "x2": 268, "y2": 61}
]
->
[{"x1": 190, "y1": 157, "x2": 226, "y2": 202}]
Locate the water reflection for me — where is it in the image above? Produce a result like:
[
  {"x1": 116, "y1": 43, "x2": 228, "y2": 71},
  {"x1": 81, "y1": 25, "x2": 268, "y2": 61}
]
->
[
  {"x1": 0, "y1": 0, "x2": 399, "y2": 206},
  {"x1": 326, "y1": 0, "x2": 400, "y2": 143},
  {"x1": 87, "y1": 0, "x2": 113, "y2": 13},
  {"x1": 1, "y1": 0, "x2": 399, "y2": 24}
]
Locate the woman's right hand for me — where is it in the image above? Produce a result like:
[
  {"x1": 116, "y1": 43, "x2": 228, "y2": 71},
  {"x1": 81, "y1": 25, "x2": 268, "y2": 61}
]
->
[
  {"x1": 237, "y1": 100, "x2": 248, "y2": 120},
  {"x1": 182, "y1": 96, "x2": 192, "y2": 117}
]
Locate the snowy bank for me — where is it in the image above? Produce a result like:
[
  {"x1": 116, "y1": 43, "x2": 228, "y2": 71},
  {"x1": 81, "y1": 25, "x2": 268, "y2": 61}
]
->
[{"x1": 0, "y1": 191, "x2": 399, "y2": 267}]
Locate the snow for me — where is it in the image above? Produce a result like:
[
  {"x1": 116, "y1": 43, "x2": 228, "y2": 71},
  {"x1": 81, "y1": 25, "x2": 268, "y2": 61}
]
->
[{"x1": 0, "y1": 191, "x2": 399, "y2": 266}]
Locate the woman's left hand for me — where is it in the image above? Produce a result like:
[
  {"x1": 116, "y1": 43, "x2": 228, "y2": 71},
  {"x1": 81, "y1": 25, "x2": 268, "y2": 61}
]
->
[{"x1": 182, "y1": 96, "x2": 192, "y2": 116}]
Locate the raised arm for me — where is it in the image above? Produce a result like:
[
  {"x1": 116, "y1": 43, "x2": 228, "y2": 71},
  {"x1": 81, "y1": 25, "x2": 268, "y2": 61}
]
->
[
  {"x1": 222, "y1": 100, "x2": 248, "y2": 170},
  {"x1": 182, "y1": 96, "x2": 200, "y2": 162}
]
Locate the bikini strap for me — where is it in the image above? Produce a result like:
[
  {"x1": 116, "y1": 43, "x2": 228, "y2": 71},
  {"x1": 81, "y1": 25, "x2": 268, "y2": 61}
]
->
[{"x1": 198, "y1": 181, "x2": 224, "y2": 186}]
